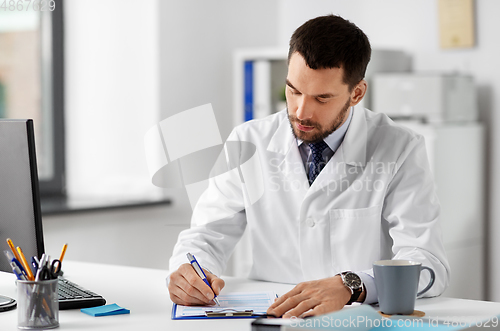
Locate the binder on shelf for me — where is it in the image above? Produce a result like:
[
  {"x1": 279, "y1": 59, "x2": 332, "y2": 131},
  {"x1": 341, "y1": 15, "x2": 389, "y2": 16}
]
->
[
  {"x1": 244, "y1": 61, "x2": 254, "y2": 122},
  {"x1": 243, "y1": 60, "x2": 273, "y2": 122}
]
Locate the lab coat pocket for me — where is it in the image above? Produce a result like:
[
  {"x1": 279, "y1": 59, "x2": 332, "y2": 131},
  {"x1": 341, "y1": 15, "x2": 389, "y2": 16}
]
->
[{"x1": 329, "y1": 205, "x2": 381, "y2": 272}]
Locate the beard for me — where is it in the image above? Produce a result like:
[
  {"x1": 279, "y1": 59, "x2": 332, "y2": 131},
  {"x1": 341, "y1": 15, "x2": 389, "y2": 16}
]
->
[{"x1": 287, "y1": 97, "x2": 351, "y2": 144}]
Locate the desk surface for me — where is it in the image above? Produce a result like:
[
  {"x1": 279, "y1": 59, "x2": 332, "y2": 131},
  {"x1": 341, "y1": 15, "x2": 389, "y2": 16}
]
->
[{"x1": 1, "y1": 261, "x2": 499, "y2": 330}]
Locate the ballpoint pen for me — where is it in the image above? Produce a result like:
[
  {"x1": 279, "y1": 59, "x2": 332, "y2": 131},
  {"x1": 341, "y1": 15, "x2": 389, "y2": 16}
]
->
[
  {"x1": 35, "y1": 254, "x2": 47, "y2": 282},
  {"x1": 186, "y1": 253, "x2": 220, "y2": 306},
  {"x1": 31, "y1": 256, "x2": 39, "y2": 273},
  {"x1": 4, "y1": 250, "x2": 29, "y2": 278},
  {"x1": 10, "y1": 261, "x2": 27, "y2": 280}
]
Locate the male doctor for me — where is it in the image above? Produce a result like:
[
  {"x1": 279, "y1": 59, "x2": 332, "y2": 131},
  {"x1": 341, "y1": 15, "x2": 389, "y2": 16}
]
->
[{"x1": 168, "y1": 15, "x2": 450, "y2": 318}]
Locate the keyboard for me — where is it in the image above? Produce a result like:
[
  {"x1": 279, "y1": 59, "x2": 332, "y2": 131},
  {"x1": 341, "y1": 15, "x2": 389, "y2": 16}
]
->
[{"x1": 58, "y1": 278, "x2": 106, "y2": 310}]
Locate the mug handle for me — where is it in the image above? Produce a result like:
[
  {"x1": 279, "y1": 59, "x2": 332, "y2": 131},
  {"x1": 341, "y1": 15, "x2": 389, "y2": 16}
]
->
[{"x1": 417, "y1": 266, "x2": 435, "y2": 297}]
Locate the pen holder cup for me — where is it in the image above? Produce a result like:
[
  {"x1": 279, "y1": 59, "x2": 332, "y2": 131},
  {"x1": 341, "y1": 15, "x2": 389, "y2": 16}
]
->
[{"x1": 17, "y1": 279, "x2": 59, "y2": 329}]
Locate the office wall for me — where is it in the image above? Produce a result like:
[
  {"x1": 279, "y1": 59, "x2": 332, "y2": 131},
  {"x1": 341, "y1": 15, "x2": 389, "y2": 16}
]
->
[
  {"x1": 159, "y1": 0, "x2": 280, "y2": 140},
  {"x1": 42, "y1": 205, "x2": 187, "y2": 270},
  {"x1": 64, "y1": 0, "x2": 161, "y2": 199},
  {"x1": 278, "y1": 0, "x2": 500, "y2": 300}
]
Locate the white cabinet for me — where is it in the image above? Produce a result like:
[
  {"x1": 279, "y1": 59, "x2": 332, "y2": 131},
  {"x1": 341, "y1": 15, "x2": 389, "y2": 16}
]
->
[{"x1": 397, "y1": 121, "x2": 485, "y2": 300}]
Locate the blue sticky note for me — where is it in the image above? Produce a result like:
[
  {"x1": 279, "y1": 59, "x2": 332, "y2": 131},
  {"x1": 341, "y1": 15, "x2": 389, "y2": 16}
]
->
[{"x1": 81, "y1": 303, "x2": 130, "y2": 317}]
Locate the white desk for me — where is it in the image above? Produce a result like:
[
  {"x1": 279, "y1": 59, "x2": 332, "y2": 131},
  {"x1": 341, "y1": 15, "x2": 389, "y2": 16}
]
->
[{"x1": 1, "y1": 261, "x2": 499, "y2": 330}]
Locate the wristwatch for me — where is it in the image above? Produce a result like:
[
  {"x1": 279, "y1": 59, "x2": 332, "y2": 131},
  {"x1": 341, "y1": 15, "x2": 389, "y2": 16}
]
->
[{"x1": 339, "y1": 271, "x2": 363, "y2": 305}]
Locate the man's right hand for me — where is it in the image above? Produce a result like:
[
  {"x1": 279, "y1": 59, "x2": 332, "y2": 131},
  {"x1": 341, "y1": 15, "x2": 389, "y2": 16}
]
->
[{"x1": 168, "y1": 263, "x2": 225, "y2": 306}]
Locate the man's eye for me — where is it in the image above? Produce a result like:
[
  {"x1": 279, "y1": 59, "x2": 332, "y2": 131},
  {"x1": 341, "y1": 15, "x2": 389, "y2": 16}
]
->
[
  {"x1": 317, "y1": 98, "x2": 328, "y2": 104},
  {"x1": 287, "y1": 86, "x2": 300, "y2": 95}
]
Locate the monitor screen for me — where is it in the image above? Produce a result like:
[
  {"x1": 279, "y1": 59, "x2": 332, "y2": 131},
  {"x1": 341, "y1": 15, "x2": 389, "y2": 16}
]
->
[{"x1": 0, "y1": 119, "x2": 44, "y2": 273}]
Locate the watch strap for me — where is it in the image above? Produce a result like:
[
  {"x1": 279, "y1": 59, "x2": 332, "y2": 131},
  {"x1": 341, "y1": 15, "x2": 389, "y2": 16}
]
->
[{"x1": 347, "y1": 286, "x2": 362, "y2": 305}]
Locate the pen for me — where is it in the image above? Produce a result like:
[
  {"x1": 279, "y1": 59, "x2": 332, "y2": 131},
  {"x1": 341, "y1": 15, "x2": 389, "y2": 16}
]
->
[
  {"x1": 17, "y1": 246, "x2": 35, "y2": 281},
  {"x1": 186, "y1": 253, "x2": 220, "y2": 306},
  {"x1": 4, "y1": 250, "x2": 28, "y2": 278},
  {"x1": 31, "y1": 256, "x2": 39, "y2": 274},
  {"x1": 10, "y1": 261, "x2": 27, "y2": 280},
  {"x1": 35, "y1": 254, "x2": 46, "y2": 282}
]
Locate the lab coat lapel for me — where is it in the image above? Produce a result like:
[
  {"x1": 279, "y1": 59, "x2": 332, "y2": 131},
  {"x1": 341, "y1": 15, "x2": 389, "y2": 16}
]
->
[
  {"x1": 306, "y1": 106, "x2": 368, "y2": 195},
  {"x1": 341, "y1": 105, "x2": 367, "y2": 167},
  {"x1": 267, "y1": 116, "x2": 309, "y2": 200}
]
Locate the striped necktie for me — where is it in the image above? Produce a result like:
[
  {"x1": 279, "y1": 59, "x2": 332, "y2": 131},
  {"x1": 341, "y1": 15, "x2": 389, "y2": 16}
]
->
[{"x1": 308, "y1": 140, "x2": 329, "y2": 185}]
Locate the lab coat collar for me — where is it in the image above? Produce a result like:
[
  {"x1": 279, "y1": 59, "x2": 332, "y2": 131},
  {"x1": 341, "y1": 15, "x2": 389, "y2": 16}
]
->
[
  {"x1": 265, "y1": 106, "x2": 367, "y2": 196},
  {"x1": 266, "y1": 105, "x2": 367, "y2": 167},
  {"x1": 306, "y1": 105, "x2": 367, "y2": 194},
  {"x1": 267, "y1": 111, "x2": 308, "y2": 195},
  {"x1": 267, "y1": 111, "x2": 295, "y2": 155},
  {"x1": 341, "y1": 104, "x2": 367, "y2": 167}
]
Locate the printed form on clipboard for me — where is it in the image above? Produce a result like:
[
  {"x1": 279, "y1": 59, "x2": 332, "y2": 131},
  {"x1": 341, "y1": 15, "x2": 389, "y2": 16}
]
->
[{"x1": 171, "y1": 291, "x2": 277, "y2": 320}]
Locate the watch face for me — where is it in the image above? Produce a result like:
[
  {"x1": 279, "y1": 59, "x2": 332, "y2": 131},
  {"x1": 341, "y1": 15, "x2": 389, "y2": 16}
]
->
[{"x1": 344, "y1": 273, "x2": 362, "y2": 289}]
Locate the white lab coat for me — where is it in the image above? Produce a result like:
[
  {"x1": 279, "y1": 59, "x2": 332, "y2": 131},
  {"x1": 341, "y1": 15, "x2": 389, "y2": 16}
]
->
[{"x1": 169, "y1": 105, "x2": 450, "y2": 297}]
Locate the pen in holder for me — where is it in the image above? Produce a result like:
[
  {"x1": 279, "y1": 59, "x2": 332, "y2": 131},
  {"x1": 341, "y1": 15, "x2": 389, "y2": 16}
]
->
[{"x1": 17, "y1": 279, "x2": 59, "y2": 329}]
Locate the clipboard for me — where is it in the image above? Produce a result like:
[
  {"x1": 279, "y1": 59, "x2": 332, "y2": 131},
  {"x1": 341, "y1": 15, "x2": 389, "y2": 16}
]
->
[
  {"x1": 171, "y1": 291, "x2": 277, "y2": 320},
  {"x1": 171, "y1": 304, "x2": 273, "y2": 319}
]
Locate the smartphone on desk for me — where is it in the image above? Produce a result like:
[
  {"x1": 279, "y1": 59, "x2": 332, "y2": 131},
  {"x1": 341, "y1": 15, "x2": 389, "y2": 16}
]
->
[{"x1": 251, "y1": 317, "x2": 296, "y2": 331}]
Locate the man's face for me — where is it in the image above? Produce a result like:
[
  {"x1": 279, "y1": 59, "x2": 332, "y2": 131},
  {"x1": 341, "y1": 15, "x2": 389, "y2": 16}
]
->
[{"x1": 286, "y1": 52, "x2": 366, "y2": 144}]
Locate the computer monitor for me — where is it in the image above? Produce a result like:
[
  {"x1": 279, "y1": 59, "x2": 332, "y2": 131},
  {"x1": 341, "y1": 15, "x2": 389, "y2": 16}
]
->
[
  {"x1": 0, "y1": 123, "x2": 105, "y2": 311},
  {"x1": 0, "y1": 119, "x2": 45, "y2": 273}
]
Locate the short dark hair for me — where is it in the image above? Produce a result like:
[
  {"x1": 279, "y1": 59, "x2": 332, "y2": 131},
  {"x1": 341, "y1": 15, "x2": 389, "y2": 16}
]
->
[{"x1": 288, "y1": 14, "x2": 371, "y2": 91}]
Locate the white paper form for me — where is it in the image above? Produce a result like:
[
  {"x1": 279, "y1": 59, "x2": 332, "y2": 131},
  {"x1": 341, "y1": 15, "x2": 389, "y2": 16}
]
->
[{"x1": 173, "y1": 291, "x2": 276, "y2": 318}]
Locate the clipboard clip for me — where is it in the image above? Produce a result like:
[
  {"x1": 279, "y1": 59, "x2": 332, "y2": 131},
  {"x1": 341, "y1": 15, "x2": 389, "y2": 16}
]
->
[{"x1": 205, "y1": 309, "x2": 254, "y2": 317}]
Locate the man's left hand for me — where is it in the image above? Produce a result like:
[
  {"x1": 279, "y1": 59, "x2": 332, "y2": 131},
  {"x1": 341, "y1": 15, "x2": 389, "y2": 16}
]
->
[{"x1": 267, "y1": 275, "x2": 352, "y2": 318}]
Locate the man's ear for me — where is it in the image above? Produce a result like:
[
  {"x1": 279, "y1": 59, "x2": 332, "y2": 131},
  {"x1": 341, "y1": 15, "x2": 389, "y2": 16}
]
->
[{"x1": 349, "y1": 80, "x2": 367, "y2": 106}]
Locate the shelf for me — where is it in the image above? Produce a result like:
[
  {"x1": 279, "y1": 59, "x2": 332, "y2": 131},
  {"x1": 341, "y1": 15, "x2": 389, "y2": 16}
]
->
[{"x1": 40, "y1": 195, "x2": 171, "y2": 215}]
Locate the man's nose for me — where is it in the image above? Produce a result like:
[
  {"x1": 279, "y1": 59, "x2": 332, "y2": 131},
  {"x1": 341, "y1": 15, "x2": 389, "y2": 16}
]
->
[{"x1": 296, "y1": 98, "x2": 313, "y2": 121}]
